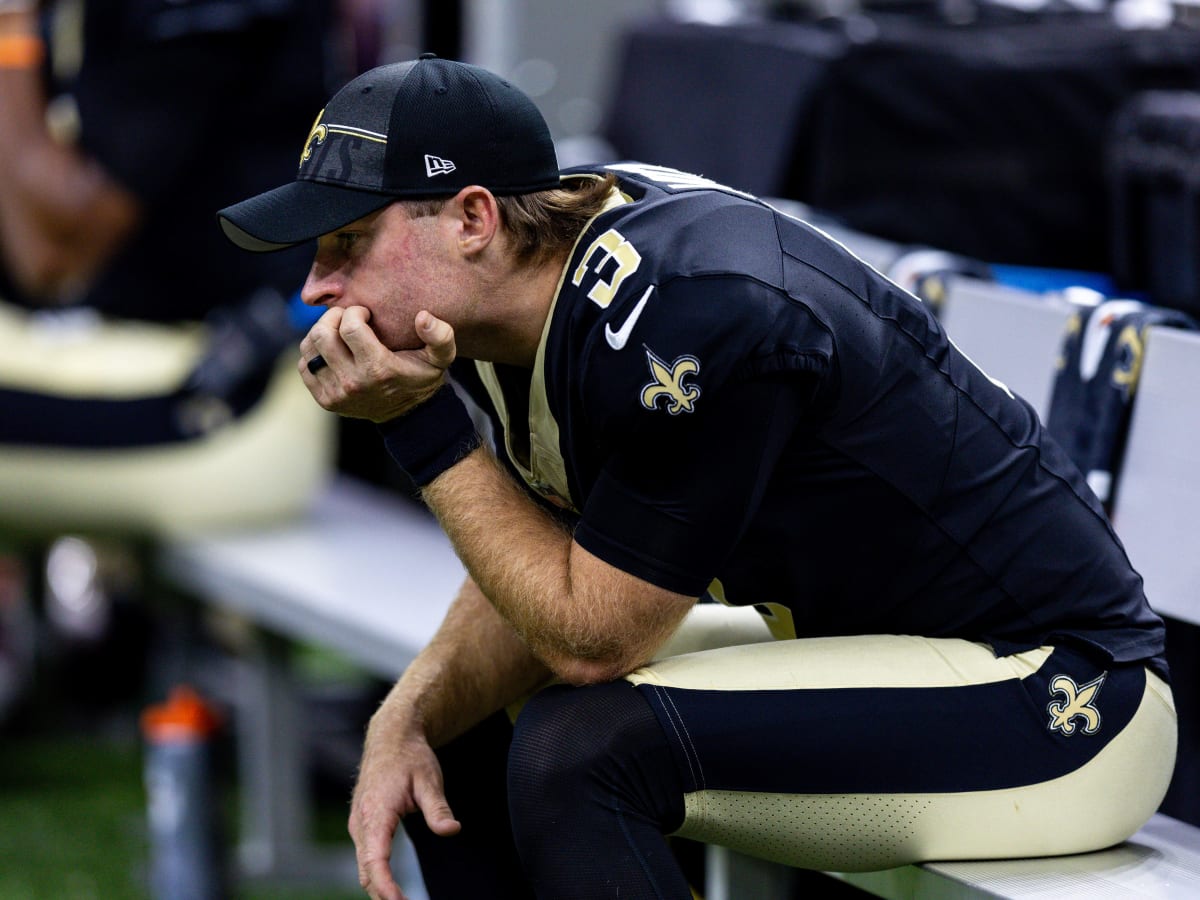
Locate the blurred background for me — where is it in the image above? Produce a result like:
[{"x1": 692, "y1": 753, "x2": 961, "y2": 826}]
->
[{"x1": 2, "y1": 0, "x2": 1200, "y2": 897}]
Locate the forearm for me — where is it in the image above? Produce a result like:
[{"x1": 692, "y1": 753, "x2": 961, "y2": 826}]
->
[
  {"x1": 371, "y1": 576, "x2": 551, "y2": 751},
  {"x1": 422, "y1": 447, "x2": 693, "y2": 684},
  {"x1": 299, "y1": 310, "x2": 695, "y2": 684},
  {"x1": 351, "y1": 575, "x2": 537, "y2": 896}
]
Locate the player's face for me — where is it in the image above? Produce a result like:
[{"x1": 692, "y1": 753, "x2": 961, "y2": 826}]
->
[{"x1": 301, "y1": 203, "x2": 458, "y2": 350}]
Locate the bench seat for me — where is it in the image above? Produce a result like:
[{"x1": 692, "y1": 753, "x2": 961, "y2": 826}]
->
[{"x1": 828, "y1": 814, "x2": 1200, "y2": 898}]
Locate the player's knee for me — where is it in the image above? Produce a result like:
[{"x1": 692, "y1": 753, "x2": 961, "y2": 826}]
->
[
  {"x1": 508, "y1": 682, "x2": 650, "y2": 832},
  {"x1": 510, "y1": 684, "x2": 613, "y2": 799}
]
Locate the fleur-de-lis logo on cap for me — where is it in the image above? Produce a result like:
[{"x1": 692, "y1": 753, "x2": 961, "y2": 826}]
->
[
  {"x1": 1047, "y1": 672, "x2": 1106, "y2": 736},
  {"x1": 300, "y1": 109, "x2": 328, "y2": 166},
  {"x1": 640, "y1": 349, "x2": 701, "y2": 415}
]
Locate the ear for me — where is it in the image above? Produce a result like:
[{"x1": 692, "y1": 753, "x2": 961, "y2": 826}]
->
[{"x1": 451, "y1": 186, "x2": 500, "y2": 258}]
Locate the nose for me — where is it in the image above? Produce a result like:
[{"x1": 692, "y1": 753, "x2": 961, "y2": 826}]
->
[{"x1": 300, "y1": 257, "x2": 339, "y2": 307}]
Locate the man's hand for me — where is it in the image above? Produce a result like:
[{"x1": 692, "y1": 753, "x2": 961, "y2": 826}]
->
[
  {"x1": 347, "y1": 578, "x2": 550, "y2": 899},
  {"x1": 298, "y1": 306, "x2": 457, "y2": 422},
  {"x1": 349, "y1": 722, "x2": 462, "y2": 900}
]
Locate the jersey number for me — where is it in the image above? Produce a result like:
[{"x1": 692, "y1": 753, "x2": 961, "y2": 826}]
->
[{"x1": 572, "y1": 228, "x2": 641, "y2": 309}]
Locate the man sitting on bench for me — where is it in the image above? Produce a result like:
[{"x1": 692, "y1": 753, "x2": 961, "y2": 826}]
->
[{"x1": 217, "y1": 56, "x2": 1177, "y2": 900}]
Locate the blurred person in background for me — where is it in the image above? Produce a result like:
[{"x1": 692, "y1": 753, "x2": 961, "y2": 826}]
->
[{"x1": 0, "y1": 0, "x2": 341, "y2": 718}]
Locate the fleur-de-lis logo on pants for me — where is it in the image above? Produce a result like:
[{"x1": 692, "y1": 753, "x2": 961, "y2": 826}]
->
[
  {"x1": 1047, "y1": 672, "x2": 1106, "y2": 736},
  {"x1": 640, "y1": 349, "x2": 701, "y2": 415}
]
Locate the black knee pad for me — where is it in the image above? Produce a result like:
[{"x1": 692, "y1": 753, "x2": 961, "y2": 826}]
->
[
  {"x1": 508, "y1": 680, "x2": 684, "y2": 838},
  {"x1": 508, "y1": 682, "x2": 694, "y2": 899}
]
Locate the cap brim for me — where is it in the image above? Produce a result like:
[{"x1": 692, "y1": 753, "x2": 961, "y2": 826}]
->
[{"x1": 217, "y1": 180, "x2": 396, "y2": 253}]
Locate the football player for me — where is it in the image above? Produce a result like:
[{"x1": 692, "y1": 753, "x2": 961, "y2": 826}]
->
[{"x1": 219, "y1": 57, "x2": 1176, "y2": 900}]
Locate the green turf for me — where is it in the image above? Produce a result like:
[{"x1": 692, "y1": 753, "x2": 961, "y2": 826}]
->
[
  {"x1": 0, "y1": 730, "x2": 365, "y2": 900},
  {"x1": 0, "y1": 735, "x2": 148, "y2": 899}
]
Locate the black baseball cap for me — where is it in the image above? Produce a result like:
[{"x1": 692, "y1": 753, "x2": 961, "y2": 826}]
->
[{"x1": 218, "y1": 54, "x2": 561, "y2": 252}]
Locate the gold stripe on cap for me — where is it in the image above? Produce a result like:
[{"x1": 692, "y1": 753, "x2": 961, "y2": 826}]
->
[{"x1": 325, "y1": 125, "x2": 387, "y2": 143}]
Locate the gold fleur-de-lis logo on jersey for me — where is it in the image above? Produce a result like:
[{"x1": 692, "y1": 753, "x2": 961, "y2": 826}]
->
[
  {"x1": 300, "y1": 110, "x2": 328, "y2": 166},
  {"x1": 640, "y1": 349, "x2": 701, "y2": 415},
  {"x1": 1047, "y1": 673, "x2": 1106, "y2": 736}
]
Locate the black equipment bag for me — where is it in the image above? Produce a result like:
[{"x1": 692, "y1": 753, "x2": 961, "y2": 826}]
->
[
  {"x1": 605, "y1": 16, "x2": 1200, "y2": 271},
  {"x1": 1109, "y1": 90, "x2": 1200, "y2": 317},
  {"x1": 783, "y1": 16, "x2": 1200, "y2": 271}
]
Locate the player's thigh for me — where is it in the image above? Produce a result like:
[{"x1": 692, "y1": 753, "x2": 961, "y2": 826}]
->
[{"x1": 624, "y1": 635, "x2": 1175, "y2": 871}]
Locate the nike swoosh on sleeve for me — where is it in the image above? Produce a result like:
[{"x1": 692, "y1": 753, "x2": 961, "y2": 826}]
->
[{"x1": 604, "y1": 285, "x2": 655, "y2": 350}]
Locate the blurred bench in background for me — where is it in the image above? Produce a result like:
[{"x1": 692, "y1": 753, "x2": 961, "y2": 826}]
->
[
  {"x1": 157, "y1": 477, "x2": 461, "y2": 893},
  {"x1": 936, "y1": 276, "x2": 1074, "y2": 420},
  {"x1": 1112, "y1": 325, "x2": 1200, "y2": 626}
]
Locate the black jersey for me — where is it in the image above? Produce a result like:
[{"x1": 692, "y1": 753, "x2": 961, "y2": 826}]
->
[{"x1": 470, "y1": 163, "x2": 1165, "y2": 674}]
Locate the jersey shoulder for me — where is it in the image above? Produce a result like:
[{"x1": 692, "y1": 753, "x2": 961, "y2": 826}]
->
[
  {"x1": 549, "y1": 165, "x2": 838, "y2": 431},
  {"x1": 580, "y1": 162, "x2": 785, "y2": 286}
]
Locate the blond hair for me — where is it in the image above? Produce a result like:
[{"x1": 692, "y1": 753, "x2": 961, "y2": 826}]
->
[{"x1": 402, "y1": 173, "x2": 617, "y2": 269}]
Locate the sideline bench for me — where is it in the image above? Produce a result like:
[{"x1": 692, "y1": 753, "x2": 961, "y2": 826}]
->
[
  {"x1": 1110, "y1": 325, "x2": 1200, "y2": 625},
  {"x1": 157, "y1": 476, "x2": 463, "y2": 894},
  {"x1": 158, "y1": 276, "x2": 1200, "y2": 898},
  {"x1": 936, "y1": 276, "x2": 1074, "y2": 420}
]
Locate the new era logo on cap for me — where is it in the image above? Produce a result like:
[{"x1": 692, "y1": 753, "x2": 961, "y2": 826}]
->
[{"x1": 425, "y1": 154, "x2": 456, "y2": 177}]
